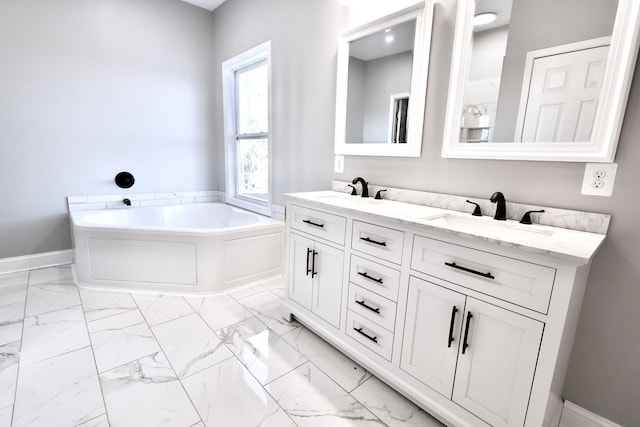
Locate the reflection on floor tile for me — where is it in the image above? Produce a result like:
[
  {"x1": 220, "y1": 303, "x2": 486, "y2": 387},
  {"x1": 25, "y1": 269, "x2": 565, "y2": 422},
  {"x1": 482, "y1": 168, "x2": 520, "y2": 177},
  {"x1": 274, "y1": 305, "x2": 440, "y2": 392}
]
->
[
  {"x1": 27, "y1": 266, "x2": 72, "y2": 286},
  {"x1": 79, "y1": 288, "x2": 138, "y2": 322},
  {"x1": 185, "y1": 294, "x2": 253, "y2": 331},
  {"x1": 12, "y1": 347, "x2": 104, "y2": 427},
  {"x1": 352, "y1": 376, "x2": 444, "y2": 426},
  {"x1": 87, "y1": 309, "x2": 160, "y2": 373},
  {"x1": 133, "y1": 293, "x2": 194, "y2": 326},
  {"x1": 238, "y1": 290, "x2": 300, "y2": 335},
  {"x1": 76, "y1": 414, "x2": 109, "y2": 427},
  {"x1": 25, "y1": 281, "x2": 80, "y2": 317},
  {"x1": 267, "y1": 362, "x2": 382, "y2": 426},
  {"x1": 182, "y1": 357, "x2": 295, "y2": 427},
  {"x1": 100, "y1": 351, "x2": 200, "y2": 426},
  {"x1": 152, "y1": 313, "x2": 232, "y2": 379},
  {"x1": 219, "y1": 317, "x2": 307, "y2": 385},
  {"x1": 282, "y1": 326, "x2": 372, "y2": 392},
  {"x1": 0, "y1": 302, "x2": 25, "y2": 346}
]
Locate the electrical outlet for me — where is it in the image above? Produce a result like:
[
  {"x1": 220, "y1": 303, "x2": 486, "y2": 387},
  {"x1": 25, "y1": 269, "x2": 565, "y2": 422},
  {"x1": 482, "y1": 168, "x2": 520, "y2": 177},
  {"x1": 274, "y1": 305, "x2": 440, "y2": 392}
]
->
[
  {"x1": 334, "y1": 155, "x2": 345, "y2": 173},
  {"x1": 581, "y1": 163, "x2": 618, "y2": 196}
]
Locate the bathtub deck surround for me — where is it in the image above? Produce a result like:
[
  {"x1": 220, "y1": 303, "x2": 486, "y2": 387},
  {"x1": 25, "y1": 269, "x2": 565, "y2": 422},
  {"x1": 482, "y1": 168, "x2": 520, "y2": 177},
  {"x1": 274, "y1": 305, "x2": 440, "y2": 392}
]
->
[
  {"x1": 71, "y1": 203, "x2": 285, "y2": 295},
  {"x1": 0, "y1": 266, "x2": 443, "y2": 426},
  {"x1": 283, "y1": 189, "x2": 607, "y2": 426}
]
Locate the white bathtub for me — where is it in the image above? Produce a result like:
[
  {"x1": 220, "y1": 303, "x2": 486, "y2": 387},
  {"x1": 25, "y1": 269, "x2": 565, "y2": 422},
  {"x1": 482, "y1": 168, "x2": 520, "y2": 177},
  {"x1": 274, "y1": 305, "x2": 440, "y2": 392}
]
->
[{"x1": 70, "y1": 203, "x2": 285, "y2": 295}]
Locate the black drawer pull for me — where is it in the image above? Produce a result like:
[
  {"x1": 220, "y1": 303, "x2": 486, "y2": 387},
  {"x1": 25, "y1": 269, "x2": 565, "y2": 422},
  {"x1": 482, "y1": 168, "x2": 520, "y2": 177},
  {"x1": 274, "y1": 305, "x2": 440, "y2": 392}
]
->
[
  {"x1": 360, "y1": 236, "x2": 387, "y2": 247},
  {"x1": 311, "y1": 250, "x2": 318, "y2": 278},
  {"x1": 447, "y1": 305, "x2": 458, "y2": 348},
  {"x1": 306, "y1": 248, "x2": 312, "y2": 276},
  {"x1": 355, "y1": 299, "x2": 381, "y2": 314},
  {"x1": 444, "y1": 262, "x2": 495, "y2": 279},
  {"x1": 462, "y1": 311, "x2": 473, "y2": 355},
  {"x1": 353, "y1": 327, "x2": 378, "y2": 343},
  {"x1": 357, "y1": 271, "x2": 383, "y2": 284},
  {"x1": 302, "y1": 219, "x2": 324, "y2": 228}
]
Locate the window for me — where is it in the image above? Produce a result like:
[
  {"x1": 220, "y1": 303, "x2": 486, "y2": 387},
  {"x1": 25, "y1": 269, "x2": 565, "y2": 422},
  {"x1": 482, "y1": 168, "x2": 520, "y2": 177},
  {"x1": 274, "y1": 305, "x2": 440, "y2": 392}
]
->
[{"x1": 222, "y1": 41, "x2": 271, "y2": 215}]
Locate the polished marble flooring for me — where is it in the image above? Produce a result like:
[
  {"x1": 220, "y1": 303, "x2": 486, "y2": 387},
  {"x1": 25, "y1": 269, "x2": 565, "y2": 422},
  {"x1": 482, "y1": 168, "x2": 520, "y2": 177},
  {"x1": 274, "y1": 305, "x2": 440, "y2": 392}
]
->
[{"x1": 0, "y1": 265, "x2": 444, "y2": 427}]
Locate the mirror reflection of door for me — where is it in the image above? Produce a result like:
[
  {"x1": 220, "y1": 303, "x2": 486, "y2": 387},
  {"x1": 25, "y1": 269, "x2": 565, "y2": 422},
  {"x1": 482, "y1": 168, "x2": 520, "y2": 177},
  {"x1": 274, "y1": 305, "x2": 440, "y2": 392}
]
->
[
  {"x1": 389, "y1": 93, "x2": 409, "y2": 143},
  {"x1": 515, "y1": 38, "x2": 610, "y2": 142}
]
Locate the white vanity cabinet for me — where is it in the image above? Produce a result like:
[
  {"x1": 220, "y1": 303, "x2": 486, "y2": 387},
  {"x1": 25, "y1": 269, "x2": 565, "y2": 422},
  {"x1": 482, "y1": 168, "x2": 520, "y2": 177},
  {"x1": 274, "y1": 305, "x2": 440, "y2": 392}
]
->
[{"x1": 284, "y1": 193, "x2": 606, "y2": 427}]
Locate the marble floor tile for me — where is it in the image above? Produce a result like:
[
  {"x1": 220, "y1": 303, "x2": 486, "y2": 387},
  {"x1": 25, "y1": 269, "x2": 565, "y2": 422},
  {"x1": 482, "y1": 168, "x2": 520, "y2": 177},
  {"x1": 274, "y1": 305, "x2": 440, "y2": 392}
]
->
[
  {"x1": 20, "y1": 305, "x2": 90, "y2": 364},
  {"x1": 132, "y1": 293, "x2": 194, "y2": 326},
  {"x1": 237, "y1": 289, "x2": 300, "y2": 335},
  {"x1": 267, "y1": 362, "x2": 383, "y2": 426},
  {"x1": 79, "y1": 288, "x2": 138, "y2": 322},
  {"x1": 0, "y1": 272, "x2": 28, "y2": 306},
  {"x1": 260, "y1": 277, "x2": 286, "y2": 298},
  {"x1": 219, "y1": 317, "x2": 307, "y2": 385},
  {"x1": 185, "y1": 294, "x2": 253, "y2": 331},
  {"x1": 228, "y1": 283, "x2": 270, "y2": 300},
  {"x1": 0, "y1": 341, "x2": 20, "y2": 409},
  {"x1": 0, "y1": 302, "x2": 25, "y2": 347},
  {"x1": 182, "y1": 357, "x2": 295, "y2": 427},
  {"x1": 24, "y1": 282, "x2": 81, "y2": 317},
  {"x1": 152, "y1": 313, "x2": 232, "y2": 379},
  {"x1": 100, "y1": 351, "x2": 200, "y2": 427},
  {"x1": 12, "y1": 347, "x2": 105, "y2": 427},
  {"x1": 351, "y1": 376, "x2": 444, "y2": 426},
  {"x1": 87, "y1": 309, "x2": 160, "y2": 373},
  {"x1": 0, "y1": 271, "x2": 28, "y2": 288},
  {"x1": 282, "y1": 326, "x2": 372, "y2": 392},
  {"x1": 76, "y1": 414, "x2": 109, "y2": 426},
  {"x1": 0, "y1": 404, "x2": 13, "y2": 427}
]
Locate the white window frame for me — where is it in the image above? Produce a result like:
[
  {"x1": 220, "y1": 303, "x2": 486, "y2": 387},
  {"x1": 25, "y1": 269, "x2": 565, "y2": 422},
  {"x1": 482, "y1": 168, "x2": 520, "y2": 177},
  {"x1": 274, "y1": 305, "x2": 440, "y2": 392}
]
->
[{"x1": 222, "y1": 41, "x2": 272, "y2": 216}]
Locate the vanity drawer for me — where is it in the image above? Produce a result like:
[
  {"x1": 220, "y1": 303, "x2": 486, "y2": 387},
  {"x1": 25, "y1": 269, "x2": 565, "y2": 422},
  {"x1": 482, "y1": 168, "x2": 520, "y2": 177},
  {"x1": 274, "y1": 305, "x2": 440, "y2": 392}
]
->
[
  {"x1": 348, "y1": 284, "x2": 397, "y2": 332},
  {"x1": 346, "y1": 310, "x2": 394, "y2": 361},
  {"x1": 351, "y1": 220, "x2": 404, "y2": 265},
  {"x1": 349, "y1": 255, "x2": 400, "y2": 301},
  {"x1": 289, "y1": 204, "x2": 347, "y2": 245},
  {"x1": 411, "y1": 235, "x2": 556, "y2": 313}
]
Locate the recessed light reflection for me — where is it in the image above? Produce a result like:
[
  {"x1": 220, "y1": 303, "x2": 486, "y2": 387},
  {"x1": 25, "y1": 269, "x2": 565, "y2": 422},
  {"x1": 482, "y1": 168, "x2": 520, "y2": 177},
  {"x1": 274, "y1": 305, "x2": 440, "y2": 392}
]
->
[
  {"x1": 385, "y1": 34, "x2": 394, "y2": 43},
  {"x1": 473, "y1": 12, "x2": 497, "y2": 26}
]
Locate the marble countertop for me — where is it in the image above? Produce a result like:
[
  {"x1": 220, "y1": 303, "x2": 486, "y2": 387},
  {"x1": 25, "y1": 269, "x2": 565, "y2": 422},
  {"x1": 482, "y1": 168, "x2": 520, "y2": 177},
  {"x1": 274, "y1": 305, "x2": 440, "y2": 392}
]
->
[{"x1": 285, "y1": 190, "x2": 606, "y2": 265}]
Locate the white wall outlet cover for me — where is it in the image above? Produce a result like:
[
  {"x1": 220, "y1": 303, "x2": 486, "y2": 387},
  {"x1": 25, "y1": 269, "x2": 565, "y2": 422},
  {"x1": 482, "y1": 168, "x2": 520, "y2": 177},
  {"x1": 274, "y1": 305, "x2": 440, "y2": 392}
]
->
[
  {"x1": 334, "y1": 154, "x2": 345, "y2": 173},
  {"x1": 581, "y1": 163, "x2": 618, "y2": 196}
]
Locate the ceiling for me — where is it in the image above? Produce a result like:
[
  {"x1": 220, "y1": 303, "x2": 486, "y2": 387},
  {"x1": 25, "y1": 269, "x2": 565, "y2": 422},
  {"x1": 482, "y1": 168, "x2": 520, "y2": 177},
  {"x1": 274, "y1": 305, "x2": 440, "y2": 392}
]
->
[{"x1": 180, "y1": 0, "x2": 227, "y2": 11}]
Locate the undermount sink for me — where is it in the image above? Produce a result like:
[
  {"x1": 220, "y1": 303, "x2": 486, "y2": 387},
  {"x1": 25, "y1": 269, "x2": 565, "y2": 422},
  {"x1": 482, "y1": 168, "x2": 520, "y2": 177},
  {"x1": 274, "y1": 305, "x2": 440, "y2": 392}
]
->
[{"x1": 422, "y1": 213, "x2": 554, "y2": 237}]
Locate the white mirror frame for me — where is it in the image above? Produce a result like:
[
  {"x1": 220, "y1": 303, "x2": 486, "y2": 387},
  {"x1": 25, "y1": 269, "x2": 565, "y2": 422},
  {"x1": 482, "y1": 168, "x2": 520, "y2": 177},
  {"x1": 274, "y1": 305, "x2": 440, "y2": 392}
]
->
[
  {"x1": 442, "y1": 0, "x2": 640, "y2": 162},
  {"x1": 334, "y1": 2, "x2": 434, "y2": 157}
]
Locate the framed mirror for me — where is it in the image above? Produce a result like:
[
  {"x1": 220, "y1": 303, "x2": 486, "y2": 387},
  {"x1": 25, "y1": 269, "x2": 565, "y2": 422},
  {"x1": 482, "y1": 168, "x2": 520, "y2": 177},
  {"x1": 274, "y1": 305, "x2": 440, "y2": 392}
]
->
[
  {"x1": 334, "y1": 2, "x2": 434, "y2": 157},
  {"x1": 442, "y1": 0, "x2": 640, "y2": 162}
]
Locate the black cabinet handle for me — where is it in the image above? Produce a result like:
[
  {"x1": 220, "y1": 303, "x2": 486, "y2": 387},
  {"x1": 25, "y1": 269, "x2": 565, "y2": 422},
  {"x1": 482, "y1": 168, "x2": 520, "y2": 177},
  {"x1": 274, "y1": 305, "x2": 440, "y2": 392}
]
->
[
  {"x1": 357, "y1": 271, "x2": 383, "y2": 284},
  {"x1": 302, "y1": 219, "x2": 324, "y2": 228},
  {"x1": 360, "y1": 236, "x2": 387, "y2": 247},
  {"x1": 462, "y1": 311, "x2": 473, "y2": 355},
  {"x1": 311, "y1": 250, "x2": 318, "y2": 278},
  {"x1": 305, "y1": 248, "x2": 312, "y2": 276},
  {"x1": 353, "y1": 327, "x2": 378, "y2": 343},
  {"x1": 355, "y1": 299, "x2": 381, "y2": 314},
  {"x1": 447, "y1": 306, "x2": 459, "y2": 348},
  {"x1": 444, "y1": 262, "x2": 495, "y2": 279}
]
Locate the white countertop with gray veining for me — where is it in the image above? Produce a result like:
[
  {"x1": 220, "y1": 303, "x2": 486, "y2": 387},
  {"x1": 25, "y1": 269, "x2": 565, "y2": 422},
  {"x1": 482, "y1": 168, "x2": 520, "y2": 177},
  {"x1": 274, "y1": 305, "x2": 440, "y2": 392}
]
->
[{"x1": 285, "y1": 190, "x2": 606, "y2": 265}]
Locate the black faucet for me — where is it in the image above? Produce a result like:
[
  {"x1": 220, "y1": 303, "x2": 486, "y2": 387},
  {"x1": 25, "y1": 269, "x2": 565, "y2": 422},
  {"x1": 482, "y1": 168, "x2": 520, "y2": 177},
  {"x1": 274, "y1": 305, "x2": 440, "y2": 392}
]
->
[
  {"x1": 352, "y1": 177, "x2": 369, "y2": 198},
  {"x1": 490, "y1": 192, "x2": 506, "y2": 220}
]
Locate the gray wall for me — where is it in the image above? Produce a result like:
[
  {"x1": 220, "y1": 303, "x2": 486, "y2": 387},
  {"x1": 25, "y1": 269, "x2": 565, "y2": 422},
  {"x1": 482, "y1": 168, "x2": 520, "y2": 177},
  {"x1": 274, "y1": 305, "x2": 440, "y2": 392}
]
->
[{"x1": 0, "y1": 0, "x2": 216, "y2": 258}]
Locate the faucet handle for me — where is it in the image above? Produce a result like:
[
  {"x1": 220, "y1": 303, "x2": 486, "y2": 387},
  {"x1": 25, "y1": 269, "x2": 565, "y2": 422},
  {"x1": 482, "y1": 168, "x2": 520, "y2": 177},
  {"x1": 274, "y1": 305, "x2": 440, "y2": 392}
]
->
[
  {"x1": 348, "y1": 184, "x2": 357, "y2": 196},
  {"x1": 519, "y1": 210, "x2": 545, "y2": 224},
  {"x1": 375, "y1": 189, "x2": 387, "y2": 200},
  {"x1": 465, "y1": 200, "x2": 482, "y2": 216}
]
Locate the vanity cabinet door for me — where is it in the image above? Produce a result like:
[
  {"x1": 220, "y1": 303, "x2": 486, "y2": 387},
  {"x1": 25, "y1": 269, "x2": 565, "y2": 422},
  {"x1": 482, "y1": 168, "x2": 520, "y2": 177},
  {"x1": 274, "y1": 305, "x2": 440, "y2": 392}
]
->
[
  {"x1": 312, "y1": 240, "x2": 344, "y2": 328},
  {"x1": 401, "y1": 276, "x2": 466, "y2": 398},
  {"x1": 287, "y1": 232, "x2": 344, "y2": 329},
  {"x1": 288, "y1": 233, "x2": 314, "y2": 310},
  {"x1": 452, "y1": 298, "x2": 543, "y2": 427}
]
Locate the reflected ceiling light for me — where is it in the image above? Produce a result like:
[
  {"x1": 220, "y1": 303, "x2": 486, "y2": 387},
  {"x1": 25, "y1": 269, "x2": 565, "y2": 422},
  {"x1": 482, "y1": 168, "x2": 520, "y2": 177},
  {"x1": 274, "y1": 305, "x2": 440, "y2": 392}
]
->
[
  {"x1": 385, "y1": 34, "x2": 394, "y2": 43},
  {"x1": 473, "y1": 12, "x2": 497, "y2": 26}
]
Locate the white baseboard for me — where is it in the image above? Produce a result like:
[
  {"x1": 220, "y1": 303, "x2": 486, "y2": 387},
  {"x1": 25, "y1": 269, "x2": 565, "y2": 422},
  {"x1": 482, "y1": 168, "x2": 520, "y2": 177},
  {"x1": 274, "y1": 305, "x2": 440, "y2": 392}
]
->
[
  {"x1": 0, "y1": 250, "x2": 74, "y2": 274},
  {"x1": 560, "y1": 401, "x2": 621, "y2": 427}
]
